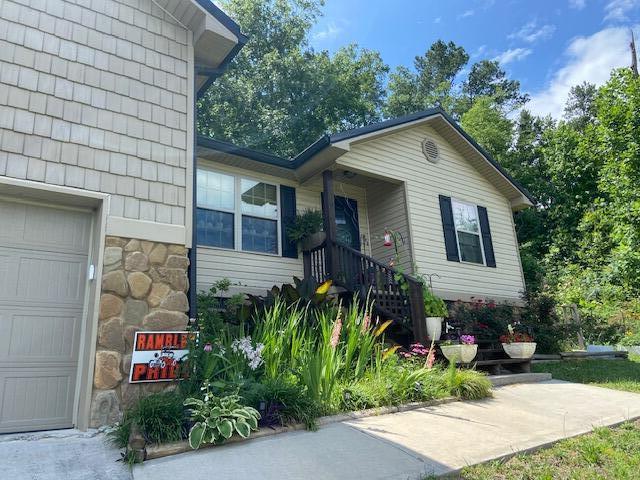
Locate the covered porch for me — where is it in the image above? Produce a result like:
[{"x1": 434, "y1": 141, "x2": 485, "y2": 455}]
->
[
  {"x1": 194, "y1": 137, "x2": 428, "y2": 341},
  {"x1": 301, "y1": 168, "x2": 427, "y2": 342}
]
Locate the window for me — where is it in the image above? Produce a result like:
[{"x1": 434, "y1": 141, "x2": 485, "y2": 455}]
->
[
  {"x1": 197, "y1": 169, "x2": 279, "y2": 254},
  {"x1": 240, "y1": 179, "x2": 278, "y2": 254},
  {"x1": 451, "y1": 199, "x2": 484, "y2": 264}
]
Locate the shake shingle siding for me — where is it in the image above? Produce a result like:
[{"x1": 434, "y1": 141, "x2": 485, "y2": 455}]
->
[{"x1": 0, "y1": 0, "x2": 190, "y2": 225}]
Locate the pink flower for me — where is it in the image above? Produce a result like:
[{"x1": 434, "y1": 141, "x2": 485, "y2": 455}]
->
[
  {"x1": 203, "y1": 343, "x2": 212, "y2": 352},
  {"x1": 361, "y1": 314, "x2": 371, "y2": 333},
  {"x1": 330, "y1": 311, "x2": 342, "y2": 349}
]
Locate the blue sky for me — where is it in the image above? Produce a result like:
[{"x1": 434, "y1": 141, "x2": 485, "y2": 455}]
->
[{"x1": 309, "y1": 0, "x2": 640, "y2": 117}]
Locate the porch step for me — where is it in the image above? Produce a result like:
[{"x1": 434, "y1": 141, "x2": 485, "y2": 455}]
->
[{"x1": 489, "y1": 372, "x2": 552, "y2": 387}]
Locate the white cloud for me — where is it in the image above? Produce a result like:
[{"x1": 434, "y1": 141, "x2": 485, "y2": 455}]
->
[
  {"x1": 509, "y1": 22, "x2": 556, "y2": 43},
  {"x1": 458, "y1": 9, "x2": 475, "y2": 19},
  {"x1": 569, "y1": 0, "x2": 586, "y2": 9},
  {"x1": 472, "y1": 45, "x2": 487, "y2": 58},
  {"x1": 528, "y1": 26, "x2": 636, "y2": 118},
  {"x1": 605, "y1": 0, "x2": 640, "y2": 21},
  {"x1": 493, "y1": 47, "x2": 533, "y2": 65},
  {"x1": 312, "y1": 21, "x2": 343, "y2": 41},
  {"x1": 433, "y1": 17, "x2": 442, "y2": 24}
]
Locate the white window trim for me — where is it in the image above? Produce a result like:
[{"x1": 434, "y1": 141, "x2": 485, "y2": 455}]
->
[
  {"x1": 451, "y1": 198, "x2": 486, "y2": 266},
  {"x1": 197, "y1": 168, "x2": 281, "y2": 256}
]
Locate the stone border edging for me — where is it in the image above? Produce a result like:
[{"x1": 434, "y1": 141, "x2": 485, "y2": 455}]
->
[{"x1": 144, "y1": 397, "x2": 459, "y2": 461}]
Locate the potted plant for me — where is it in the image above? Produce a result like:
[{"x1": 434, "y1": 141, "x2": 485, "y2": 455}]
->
[
  {"x1": 617, "y1": 331, "x2": 640, "y2": 356},
  {"x1": 423, "y1": 287, "x2": 447, "y2": 341},
  {"x1": 440, "y1": 335, "x2": 478, "y2": 364},
  {"x1": 500, "y1": 324, "x2": 536, "y2": 359},
  {"x1": 286, "y1": 209, "x2": 324, "y2": 250}
]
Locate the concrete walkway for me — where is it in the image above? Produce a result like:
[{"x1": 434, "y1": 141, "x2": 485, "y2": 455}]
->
[
  {"x1": 0, "y1": 429, "x2": 131, "y2": 480},
  {"x1": 135, "y1": 381, "x2": 640, "y2": 480}
]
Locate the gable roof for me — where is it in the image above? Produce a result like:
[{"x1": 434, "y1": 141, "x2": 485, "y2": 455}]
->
[{"x1": 197, "y1": 107, "x2": 535, "y2": 208}]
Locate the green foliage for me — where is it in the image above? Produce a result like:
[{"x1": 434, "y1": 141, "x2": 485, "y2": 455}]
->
[
  {"x1": 423, "y1": 288, "x2": 448, "y2": 317},
  {"x1": 445, "y1": 361, "x2": 492, "y2": 400},
  {"x1": 619, "y1": 331, "x2": 640, "y2": 347},
  {"x1": 460, "y1": 96, "x2": 513, "y2": 159},
  {"x1": 184, "y1": 384, "x2": 260, "y2": 449},
  {"x1": 248, "y1": 276, "x2": 334, "y2": 314},
  {"x1": 285, "y1": 209, "x2": 323, "y2": 244},
  {"x1": 108, "y1": 392, "x2": 185, "y2": 448},
  {"x1": 533, "y1": 357, "x2": 640, "y2": 394},
  {"x1": 239, "y1": 375, "x2": 320, "y2": 429},
  {"x1": 462, "y1": 421, "x2": 640, "y2": 479},
  {"x1": 252, "y1": 298, "x2": 307, "y2": 379},
  {"x1": 198, "y1": 0, "x2": 388, "y2": 158}
]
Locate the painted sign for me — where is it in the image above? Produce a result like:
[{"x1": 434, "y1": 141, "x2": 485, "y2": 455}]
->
[{"x1": 129, "y1": 331, "x2": 193, "y2": 383}]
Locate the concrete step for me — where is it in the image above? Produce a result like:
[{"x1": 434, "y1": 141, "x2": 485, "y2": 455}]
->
[{"x1": 489, "y1": 372, "x2": 552, "y2": 387}]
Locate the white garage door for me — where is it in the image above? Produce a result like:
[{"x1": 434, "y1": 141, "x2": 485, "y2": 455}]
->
[{"x1": 0, "y1": 198, "x2": 92, "y2": 433}]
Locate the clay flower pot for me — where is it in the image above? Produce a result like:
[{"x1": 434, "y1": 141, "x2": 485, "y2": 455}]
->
[
  {"x1": 440, "y1": 344, "x2": 478, "y2": 364},
  {"x1": 502, "y1": 342, "x2": 537, "y2": 359}
]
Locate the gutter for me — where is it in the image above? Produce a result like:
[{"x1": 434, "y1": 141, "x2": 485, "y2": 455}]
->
[{"x1": 187, "y1": 6, "x2": 248, "y2": 321}]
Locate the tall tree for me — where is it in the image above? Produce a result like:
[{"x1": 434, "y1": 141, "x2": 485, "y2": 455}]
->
[
  {"x1": 384, "y1": 40, "x2": 469, "y2": 117},
  {"x1": 459, "y1": 96, "x2": 513, "y2": 160},
  {"x1": 197, "y1": 0, "x2": 388, "y2": 157},
  {"x1": 459, "y1": 60, "x2": 529, "y2": 114},
  {"x1": 563, "y1": 82, "x2": 597, "y2": 128}
]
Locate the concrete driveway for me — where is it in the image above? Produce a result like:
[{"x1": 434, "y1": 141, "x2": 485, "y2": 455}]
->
[
  {"x1": 134, "y1": 381, "x2": 640, "y2": 480},
  {"x1": 0, "y1": 429, "x2": 131, "y2": 480}
]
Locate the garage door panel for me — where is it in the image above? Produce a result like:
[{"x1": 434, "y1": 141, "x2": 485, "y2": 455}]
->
[
  {"x1": 0, "y1": 247, "x2": 87, "y2": 306},
  {"x1": 0, "y1": 368, "x2": 76, "y2": 433},
  {"x1": 0, "y1": 200, "x2": 92, "y2": 254},
  {"x1": 0, "y1": 198, "x2": 91, "y2": 433},
  {"x1": 0, "y1": 307, "x2": 81, "y2": 364}
]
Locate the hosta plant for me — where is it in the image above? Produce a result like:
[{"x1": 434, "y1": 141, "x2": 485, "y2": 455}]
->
[{"x1": 184, "y1": 382, "x2": 260, "y2": 450}]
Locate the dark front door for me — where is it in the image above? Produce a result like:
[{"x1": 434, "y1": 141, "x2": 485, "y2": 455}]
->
[{"x1": 335, "y1": 196, "x2": 360, "y2": 251}]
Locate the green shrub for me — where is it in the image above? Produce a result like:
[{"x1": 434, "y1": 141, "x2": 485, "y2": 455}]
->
[
  {"x1": 240, "y1": 375, "x2": 321, "y2": 429},
  {"x1": 108, "y1": 391, "x2": 185, "y2": 448}
]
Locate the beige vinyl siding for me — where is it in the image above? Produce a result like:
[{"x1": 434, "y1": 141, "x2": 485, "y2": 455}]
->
[
  {"x1": 196, "y1": 160, "x2": 370, "y2": 295},
  {"x1": 366, "y1": 181, "x2": 413, "y2": 273},
  {"x1": 336, "y1": 124, "x2": 526, "y2": 302}
]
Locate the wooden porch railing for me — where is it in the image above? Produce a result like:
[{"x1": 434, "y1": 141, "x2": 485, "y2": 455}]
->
[{"x1": 303, "y1": 239, "x2": 427, "y2": 342}]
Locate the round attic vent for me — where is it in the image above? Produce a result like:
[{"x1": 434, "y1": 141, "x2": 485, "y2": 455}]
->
[{"x1": 422, "y1": 138, "x2": 439, "y2": 163}]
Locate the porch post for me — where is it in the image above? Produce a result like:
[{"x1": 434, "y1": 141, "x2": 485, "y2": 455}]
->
[
  {"x1": 408, "y1": 281, "x2": 427, "y2": 343},
  {"x1": 322, "y1": 170, "x2": 337, "y2": 278}
]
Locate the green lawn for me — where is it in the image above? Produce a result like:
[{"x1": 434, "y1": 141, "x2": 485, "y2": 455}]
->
[
  {"x1": 531, "y1": 355, "x2": 640, "y2": 394},
  {"x1": 459, "y1": 421, "x2": 640, "y2": 479}
]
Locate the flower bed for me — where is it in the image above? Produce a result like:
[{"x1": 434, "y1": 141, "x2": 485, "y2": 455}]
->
[{"x1": 109, "y1": 278, "x2": 492, "y2": 462}]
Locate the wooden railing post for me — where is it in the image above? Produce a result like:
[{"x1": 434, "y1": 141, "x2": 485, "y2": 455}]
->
[
  {"x1": 322, "y1": 170, "x2": 338, "y2": 279},
  {"x1": 408, "y1": 281, "x2": 427, "y2": 343}
]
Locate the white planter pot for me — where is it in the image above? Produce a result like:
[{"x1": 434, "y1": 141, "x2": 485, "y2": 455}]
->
[
  {"x1": 440, "y1": 344, "x2": 478, "y2": 364},
  {"x1": 502, "y1": 342, "x2": 537, "y2": 359},
  {"x1": 425, "y1": 317, "x2": 443, "y2": 341}
]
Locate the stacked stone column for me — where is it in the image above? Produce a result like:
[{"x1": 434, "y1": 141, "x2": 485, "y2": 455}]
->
[{"x1": 90, "y1": 236, "x2": 190, "y2": 427}]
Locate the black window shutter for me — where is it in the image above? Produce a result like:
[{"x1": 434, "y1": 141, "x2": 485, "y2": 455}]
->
[
  {"x1": 439, "y1": 195, "x2": 459, "y2": 262},
  {"x1": 280, "y1": 185, "x2": 298, "y2": 258},
  {"x1": 477, "y1": 206, "x2": 496, "y2": 267}
]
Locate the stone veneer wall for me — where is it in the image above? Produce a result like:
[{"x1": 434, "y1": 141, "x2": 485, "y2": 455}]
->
[{"x1": 90, "y1": 235, "x2": 190, "y2": 427}]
